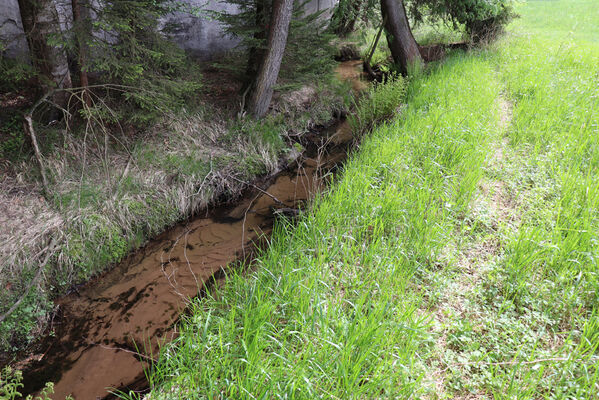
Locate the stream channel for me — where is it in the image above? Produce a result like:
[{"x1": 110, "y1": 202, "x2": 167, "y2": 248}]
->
[{"x1": 15, "y1": 60, "x2": 366, "y2": 399}]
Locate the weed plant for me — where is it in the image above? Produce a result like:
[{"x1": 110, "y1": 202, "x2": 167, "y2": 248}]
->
[{"x1": 348, "y1": 73, "x2": 407, "y2": 134}]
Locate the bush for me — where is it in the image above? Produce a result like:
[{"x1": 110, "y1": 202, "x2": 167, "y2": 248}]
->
[{"x1": 407, "y1": 0, "x2": 517, "y2": 41}]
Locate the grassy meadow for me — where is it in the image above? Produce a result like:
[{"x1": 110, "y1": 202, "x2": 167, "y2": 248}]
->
[{"x1": 135, "y1": 1, "x2": 598, "y2": 398}]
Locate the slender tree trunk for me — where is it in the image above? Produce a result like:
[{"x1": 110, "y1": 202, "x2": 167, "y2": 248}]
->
[
  {"x1": 247, "y1": 0, "x2": 293, "y2": 118},
  {"x1": 18, "y1": 0, "x2": 72, "y2": 111},
  {"x1": 72, "y1": 0, "x2": 91, "y2": 107},
  {"x1": 364, "y1": 16, "x2": 386, "y2": 78},
  {"x1": 380, "y1": 0, "x2": 422, "y2": 75}
]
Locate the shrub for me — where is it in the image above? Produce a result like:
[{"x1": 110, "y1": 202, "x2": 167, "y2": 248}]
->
[{"x1": 407, "y1": 0, "x2": 517, "y2": 41}]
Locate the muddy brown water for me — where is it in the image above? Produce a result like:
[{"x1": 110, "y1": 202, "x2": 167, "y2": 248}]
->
[{"x1": 14, "y1": 61, "x2": 366, "y2": 400}]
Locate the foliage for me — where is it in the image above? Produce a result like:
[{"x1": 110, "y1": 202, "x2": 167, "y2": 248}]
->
[
  {"x1": 329, "y1": 0, "x2": 379, "y2": 36},
  {"x1": 280, "y1": 4, "x2": 336, "y2": 87},
  {"x1": 0, "y1": 285, "x2": 52, "y2": 352},
  {"x1": 64, "y1": 0, "x2": 202, "y2": 124},
  {"x1": 214, "y1": 0, "x2": 336, "y2": 87},
  {"x1": 0, "y1": 367, "x2": 21, "y2": 400},
  {"x1": 0, "y1": 115, "x2": 26, "y2": 161},
  {"x1": 0, "y1": 367, "x2": 57, "y2": 400},
  {"x1": 406, "y1": 0, "x2": 517, "y2": 40},
  {"x1": 0, "y1": 56, "x2": 35, "y2": 93}
]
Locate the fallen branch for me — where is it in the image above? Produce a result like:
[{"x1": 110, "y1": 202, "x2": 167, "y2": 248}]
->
[
  {"x1": 23, "y1": 115, "x2": 50, "y2": 196},
  {"x1": 86, "y1": 339, "x2": 158, "y2": 363}
]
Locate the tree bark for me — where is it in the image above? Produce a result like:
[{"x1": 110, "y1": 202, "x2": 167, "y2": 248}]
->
[
  {"x1": 247, "y1": 0, "x2": 293, "y2": 118},
  {"x1": 18, "y1": 0, "x2": 72, "y2": 111},
  {"x1": 72, "y1": 0, "x2": 91, "y2": 107},
  {"x1": 380, "y1": 0, "x2": 423, "y2": 75}
]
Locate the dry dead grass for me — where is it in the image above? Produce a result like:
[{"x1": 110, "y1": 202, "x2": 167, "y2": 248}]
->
[{"x1": 0, "y1": 79, "x2": 348, "y2": 352}]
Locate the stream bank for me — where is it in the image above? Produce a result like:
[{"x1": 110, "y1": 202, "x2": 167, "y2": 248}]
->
[{"x1": 11, "y1": 60, "x2": 366, "y2": 400}]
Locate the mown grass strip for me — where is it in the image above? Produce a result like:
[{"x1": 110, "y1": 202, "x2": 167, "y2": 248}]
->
[
  {"x1": 480, "y1": 3, "x2": 599, "y2": 396},
  {"x1": 415, "y1": 2, "x2": 599, "y2": 397}
]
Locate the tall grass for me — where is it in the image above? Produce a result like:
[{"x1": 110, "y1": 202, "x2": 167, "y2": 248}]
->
[
  {"x1": 140, "y1": 52, "x2": 500, "y2": 399},
  {"x1": 477, "y1": 1, "x2": 599, "y2": 395},
  {"x1": 136, "y1": 1, "x2": 599, "y2": 398}
]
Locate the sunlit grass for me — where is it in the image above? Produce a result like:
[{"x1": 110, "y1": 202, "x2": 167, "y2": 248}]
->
[
  {"x1": 139, "y1": 52, "x2": 500, "y2": 399},
  {"x1": 138, "y1": 1, "x2": 599, "y2": 398}
]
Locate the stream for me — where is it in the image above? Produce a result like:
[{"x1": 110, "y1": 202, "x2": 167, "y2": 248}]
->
[{"x1": 16, "y1": 60, "x2": 365, "y2": 400}]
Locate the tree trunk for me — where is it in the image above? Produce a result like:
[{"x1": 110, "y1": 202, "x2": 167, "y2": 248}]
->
[
  {"x1": 380, "y1": 0, "x2": 423, "y2": 75},
  {"x1": 72, "y1": 0, "x2": 91, "y2": 107},
  {"x1": 247, "y1": 0, "x2": 293, "y2": 118},
  {"x1": 18, "y1": 0, "x2": 72, "y2": 111}
]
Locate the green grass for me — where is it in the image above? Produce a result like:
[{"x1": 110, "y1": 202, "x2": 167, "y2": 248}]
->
[
  {"x1": 139, "y1": 49, "x2": 502, "y2": 399},
  {"x1": 136, "y1": 1, "x2": 599, "y2": 398}
]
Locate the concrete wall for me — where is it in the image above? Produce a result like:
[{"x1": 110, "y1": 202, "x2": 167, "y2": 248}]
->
[
  {"x1": 0, "y1": 0, "x2": 339, "y2": 60},
  {"x1": 0, "y1": 0, "x2": 28, "y2": 59}
]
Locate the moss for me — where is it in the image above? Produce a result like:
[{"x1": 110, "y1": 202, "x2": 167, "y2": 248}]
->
[
  {"x1": 51, "y1": 184, "x2": 102, "y2": 211},
  {"x1": 162, "y1": 153, "x2": 211, "y2": 178},
  {"x1": 239, "y1": 157, "x2": 269, "y2": 177},
  {"x1": 61, "y1": 215, "x2": 130, "y2": 283}
]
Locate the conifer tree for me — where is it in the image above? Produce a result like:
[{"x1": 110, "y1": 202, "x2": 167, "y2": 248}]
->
[
  {"x1": 215, "y1": 0, "x2": 335, "y2": 91},
  {"x1": 248, "y1": 0, "x2": 294, "y2": 117},
  {"x1": 71, "y1": 0, "x2": 91, "y2": 107},
  {"x1": 17, "y1": 0, "x2": 72, "y2": 111},
  {"x1": 380, "y1": 0, "x2": 422, "y2": 75},
  {"x1": 405, "y1": 0, "x2": 515, "y2": 41},
  {"x1": 65, "y1": 0, "x2": 201, "y2": 124}
]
